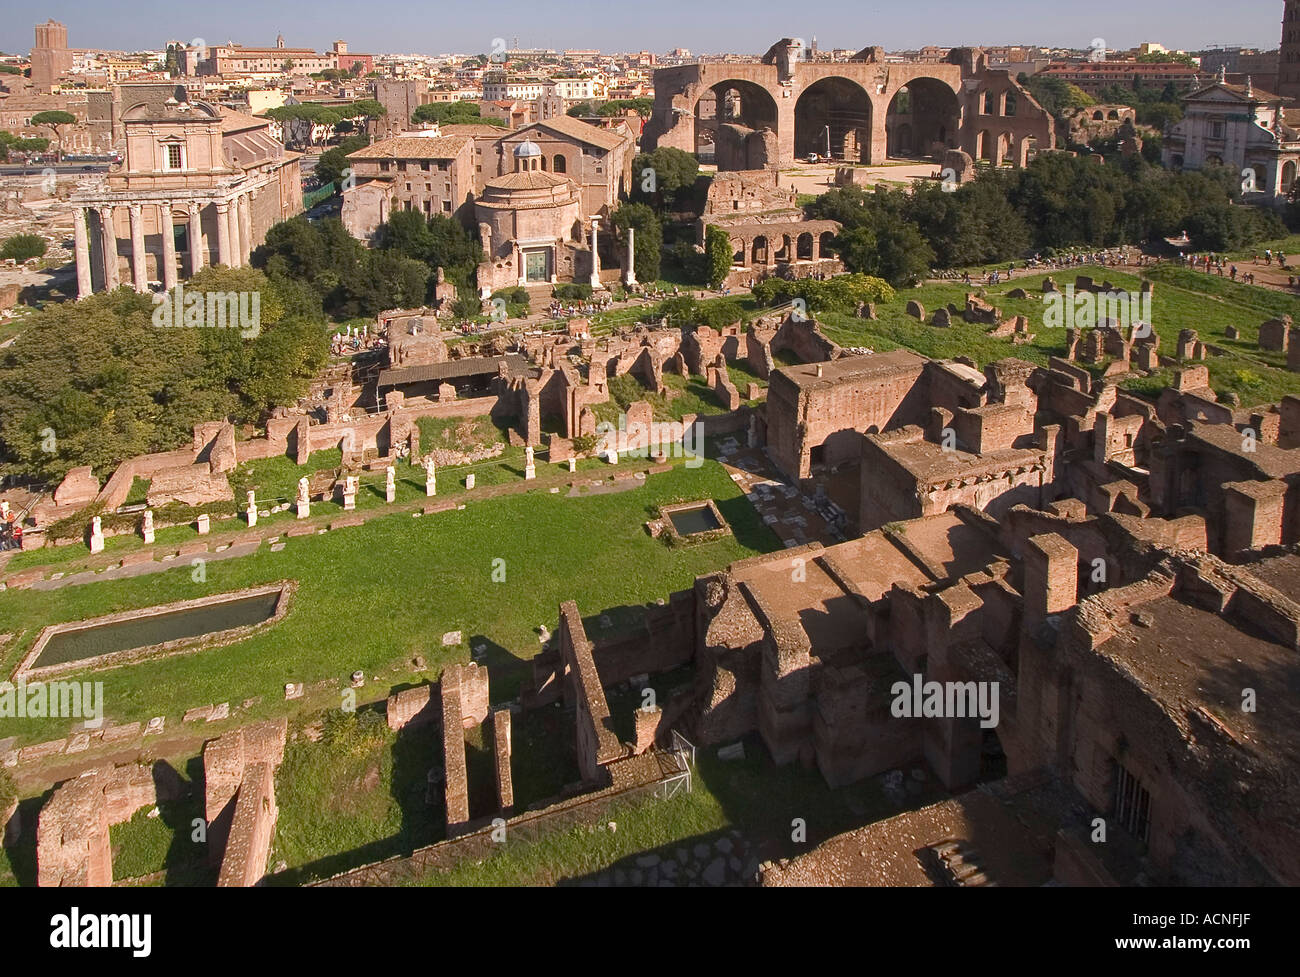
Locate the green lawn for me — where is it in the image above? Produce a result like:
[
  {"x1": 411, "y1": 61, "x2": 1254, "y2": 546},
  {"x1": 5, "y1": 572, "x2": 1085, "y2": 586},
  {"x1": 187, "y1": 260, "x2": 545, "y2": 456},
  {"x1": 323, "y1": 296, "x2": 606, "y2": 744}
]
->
[
  {"x1": 0, "y1": 458, "x2": 779, "y2": 748},
  {"x1": 261, "y1": 702, "x2": 944, "y2": 885},
  {"x1": 810, "y1": 264, "x2": 1300, "y2": 407}
]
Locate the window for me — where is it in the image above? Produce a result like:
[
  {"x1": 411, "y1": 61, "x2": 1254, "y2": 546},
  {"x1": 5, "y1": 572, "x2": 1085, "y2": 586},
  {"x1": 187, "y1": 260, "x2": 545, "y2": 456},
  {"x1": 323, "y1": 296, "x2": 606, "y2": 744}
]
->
[
  {"x1": 442, "y1": 200, "x2": 451, "y2": 212},
  {"x1": 1210, "y1": 121, "x2": 1225, "y2": 139},
  {"x1": 164, "y1": 143, "x2": 183, "y2": 170},
  {"x1": 1113, "y1": 762, "x2": 1151, "y2": 843}
]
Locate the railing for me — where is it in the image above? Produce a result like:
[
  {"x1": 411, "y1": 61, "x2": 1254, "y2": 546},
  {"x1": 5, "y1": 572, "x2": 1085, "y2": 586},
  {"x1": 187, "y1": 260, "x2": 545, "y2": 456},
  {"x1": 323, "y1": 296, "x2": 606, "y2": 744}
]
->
[{"x1": 302, "y1": 181, "x2": 338, "y2": 209}]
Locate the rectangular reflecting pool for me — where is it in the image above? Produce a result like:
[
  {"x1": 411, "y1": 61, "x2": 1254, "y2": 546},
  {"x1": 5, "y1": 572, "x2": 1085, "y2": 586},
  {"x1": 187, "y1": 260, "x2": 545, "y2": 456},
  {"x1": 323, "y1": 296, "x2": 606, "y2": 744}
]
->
[
  {"x1": 667, "y1": 503, "x2": 722, "y2": 536},
  {"x1": 18, "y1": 583, "x2": 293, "y2": 679}
]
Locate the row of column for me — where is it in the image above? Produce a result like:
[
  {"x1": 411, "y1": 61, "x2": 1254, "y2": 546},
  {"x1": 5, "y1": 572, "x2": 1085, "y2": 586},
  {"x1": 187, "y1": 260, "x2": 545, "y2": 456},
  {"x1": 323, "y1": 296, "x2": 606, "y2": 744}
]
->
[{"x1": 73, "y1": 192, "x2": 256, "y2": 301}]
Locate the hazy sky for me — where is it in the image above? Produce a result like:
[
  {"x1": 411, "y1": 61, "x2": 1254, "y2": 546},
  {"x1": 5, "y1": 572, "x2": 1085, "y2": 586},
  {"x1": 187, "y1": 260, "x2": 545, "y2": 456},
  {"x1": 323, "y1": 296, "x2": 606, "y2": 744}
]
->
[{"x1": 0, "y1": 0, "x2": 1287, "y2": 57}]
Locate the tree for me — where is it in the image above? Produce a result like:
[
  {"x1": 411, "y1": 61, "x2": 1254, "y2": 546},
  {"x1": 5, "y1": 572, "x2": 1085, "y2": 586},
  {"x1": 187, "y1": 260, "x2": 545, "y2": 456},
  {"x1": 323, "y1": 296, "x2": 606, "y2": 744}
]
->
[
  {"x1": 0, "y1": 234, "x2": 47, "y2": 262},
  {"x1": 703, "y1": 226, "x2": 732, "y2": 289},
  {"x1": 411, "y1": 101, "x2": 504, "y2": 128},
  {"x1": 315, "y1": 134, "x2": 368, "y2": 187},
  {"x1": 30, "y1": 110, "x2": 76, "y2": 162},
  {"x1": 631, "y1": 146, "x2": 699, "y2": 211},
  {"x1": 0, "y1": 267, "x2": 326, "y2": 481},
  {"x1": 347, "y1": 98, "x2": 387, "y2": 138},
  {"x1": 610, "y1": 203, "x2": 662, "y2": 283}
]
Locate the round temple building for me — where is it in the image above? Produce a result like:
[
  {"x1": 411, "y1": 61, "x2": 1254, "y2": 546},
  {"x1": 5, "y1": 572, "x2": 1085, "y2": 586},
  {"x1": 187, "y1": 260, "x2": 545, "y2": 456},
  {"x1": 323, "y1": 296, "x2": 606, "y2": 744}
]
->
[{"x1": 475, "y1": 139, "x2": 585, "y2": 293}]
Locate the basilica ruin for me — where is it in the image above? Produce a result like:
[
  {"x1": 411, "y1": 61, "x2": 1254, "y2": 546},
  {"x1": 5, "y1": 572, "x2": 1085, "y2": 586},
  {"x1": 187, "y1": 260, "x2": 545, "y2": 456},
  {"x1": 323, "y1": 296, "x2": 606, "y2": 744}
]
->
[{"x1": 643, "y1": 40, "x2": 1055, "y2": 169}]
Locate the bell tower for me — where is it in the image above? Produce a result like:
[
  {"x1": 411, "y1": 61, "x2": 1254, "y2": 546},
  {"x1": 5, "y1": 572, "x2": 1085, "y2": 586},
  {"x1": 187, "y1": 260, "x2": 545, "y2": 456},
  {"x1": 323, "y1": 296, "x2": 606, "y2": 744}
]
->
[{"x1": 1280, "y1": 1, "x2": 1300, "y2": 99}]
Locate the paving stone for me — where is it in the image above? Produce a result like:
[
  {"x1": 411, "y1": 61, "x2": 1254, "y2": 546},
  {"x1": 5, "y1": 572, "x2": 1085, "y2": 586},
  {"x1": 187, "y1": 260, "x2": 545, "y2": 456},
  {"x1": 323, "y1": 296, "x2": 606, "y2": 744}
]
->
[{"x1": 702, "y1": 857, "x2": 727, "y2": 884}]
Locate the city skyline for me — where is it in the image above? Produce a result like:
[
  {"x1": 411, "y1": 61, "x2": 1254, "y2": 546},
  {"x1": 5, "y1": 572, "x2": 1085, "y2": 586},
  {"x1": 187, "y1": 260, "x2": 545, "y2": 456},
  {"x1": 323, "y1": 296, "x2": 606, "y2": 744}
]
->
[{"x1": 0, "y1": 0, "x2": 1287, "y2": 57}]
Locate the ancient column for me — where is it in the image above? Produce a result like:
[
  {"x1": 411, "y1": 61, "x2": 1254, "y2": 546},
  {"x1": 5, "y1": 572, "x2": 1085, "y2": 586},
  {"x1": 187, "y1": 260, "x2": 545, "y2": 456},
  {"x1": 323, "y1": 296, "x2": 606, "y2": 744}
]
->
[
  {"x1": 160, "y1": 203, "x2": 178, "y2": 291},
  {"x1": 97, "y1": 206, "x2": 119, "y2": 292},
  {"x1": 128, "y1": 204, "x2": 147, "y2": 292},
  {"x1": 215, "y1": 201, "x2": 232, "y2": 266},
  {"x1": 238, "y1": 192, "x2": 253, "y2": 265},
  {"x1": 624, "y1": 225, "x2": 637, "y2": 286},
  {"x1": 72, "y1": 206, "x2": 92, "y2": 300},
  {"x1": 187, "y1": 202, "x2": 205, "y2": 275},
  {"x1": 225, "y1": 199, "x2": 242, "y2": 268},
  {"x1": 589, "y1": 217, "x2": 601, "y2": 288}
]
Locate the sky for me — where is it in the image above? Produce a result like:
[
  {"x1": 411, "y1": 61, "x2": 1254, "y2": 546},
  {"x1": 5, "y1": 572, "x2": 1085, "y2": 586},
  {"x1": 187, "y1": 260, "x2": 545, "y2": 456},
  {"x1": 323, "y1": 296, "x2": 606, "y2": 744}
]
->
[{"x1": 0, "y1": 0, "x2": 1287, "y2": 57}]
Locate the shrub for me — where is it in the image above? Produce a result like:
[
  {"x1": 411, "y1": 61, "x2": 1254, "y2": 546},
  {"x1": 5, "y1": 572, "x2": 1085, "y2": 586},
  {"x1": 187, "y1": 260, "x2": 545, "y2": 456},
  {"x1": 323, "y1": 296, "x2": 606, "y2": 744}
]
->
[
  {"x1": 491, "y1": 286, "x2": 529, "y2": 306},
  {"x1": 0, "y1": 234, "x2": 46, "y2": 262},
  {"x1": 552, "y1": 283, "x2": 593, "y2": 301}
]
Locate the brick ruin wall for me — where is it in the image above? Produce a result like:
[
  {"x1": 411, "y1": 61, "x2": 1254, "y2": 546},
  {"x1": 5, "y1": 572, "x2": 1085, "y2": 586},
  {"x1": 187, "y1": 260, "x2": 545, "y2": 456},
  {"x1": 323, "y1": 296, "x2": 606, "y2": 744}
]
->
[
  {"x1": 202, "y1": 719, "x2": 287, "y2": 882},
  {"x1": 559, "y1": 601, "x2": 623, "y2": 784}
]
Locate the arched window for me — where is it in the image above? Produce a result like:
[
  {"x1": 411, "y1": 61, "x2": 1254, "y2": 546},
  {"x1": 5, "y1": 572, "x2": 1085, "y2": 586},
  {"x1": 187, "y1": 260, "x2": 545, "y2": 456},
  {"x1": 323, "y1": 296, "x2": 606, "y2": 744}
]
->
[
  {"x1": 983, "y1": 90, "x2": 997, "y2": 115},
  {"x1": 553, "y1": 155, "x2": 566, "y2": 173},
  {"x1": 1284, "y1": 160, "x2": 1297, "y2": 194},
  {"x1": 1004, "y1": 91, "x2": 1017, "y2": 116}
]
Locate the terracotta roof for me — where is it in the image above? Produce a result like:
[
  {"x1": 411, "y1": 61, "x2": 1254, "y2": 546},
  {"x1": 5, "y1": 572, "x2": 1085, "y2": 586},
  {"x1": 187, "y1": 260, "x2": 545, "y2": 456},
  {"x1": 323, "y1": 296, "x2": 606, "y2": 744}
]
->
[
  {"x1": 346, "y1": 135, "x2": 472, "y2": 160},
  {"x1": 220, "y1": 108, "x2": 273, "y2": 133},
  {"x1": 1184, "y1": 81, "x2": 1290, "y2": 103},
  {"x1": 484, "y1": 170, "x2": 572, "y2": 191},
  {"x1": 524, "y1": 114, "x2": 626, "y2": 151},
  {"x1": 440, "y1": 123, "x2": 509, "y2": 137}
]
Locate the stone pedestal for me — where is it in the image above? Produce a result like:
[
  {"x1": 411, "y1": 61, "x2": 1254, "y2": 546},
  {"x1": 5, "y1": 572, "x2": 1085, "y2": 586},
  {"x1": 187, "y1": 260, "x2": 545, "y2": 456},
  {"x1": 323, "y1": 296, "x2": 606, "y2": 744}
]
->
[
  {"x1": 296, "y1": 500, "x2": 310, "y2": 519},
  {"x1": 385, "y1": 466, "x2": 396, "y2": 504},
  {"x1": 524, "y1": 446, "x2": 535, "y2": 480},
  {"x1": 246, "y1": 491, "x2": 258, "y2": 527},
  {"x1": 197, "y1": 514, "x2": 210, "y2": 534},
  {"x1": 141, "y1": 511, "x2": 155, "y2": 545},
  {"x1": 88, "y1": 531, "x2": 104, "y2": 555},
  {"x1": 426, "y1": 475, "x2": 436, "y2": 496},
  {"x1": 466, "y1": 473, "x2": 476, "y2": 490},
  {"x1": 343, "y1": 490, "x2": 356, "y2": 511},
  {"x1": 568, "y1": 458, "x2": 577, "y2": 473}
]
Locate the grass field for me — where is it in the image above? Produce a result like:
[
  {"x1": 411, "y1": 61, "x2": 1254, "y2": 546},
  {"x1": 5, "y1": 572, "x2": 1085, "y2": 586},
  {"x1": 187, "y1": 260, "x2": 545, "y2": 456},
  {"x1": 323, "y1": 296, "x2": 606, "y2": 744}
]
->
[
  {"x1": 0, "y1": 457, "x2": 780, "y2": 749},
  {"x1": 806, "y1": 264, "x2": 1300, "y2": 407}
]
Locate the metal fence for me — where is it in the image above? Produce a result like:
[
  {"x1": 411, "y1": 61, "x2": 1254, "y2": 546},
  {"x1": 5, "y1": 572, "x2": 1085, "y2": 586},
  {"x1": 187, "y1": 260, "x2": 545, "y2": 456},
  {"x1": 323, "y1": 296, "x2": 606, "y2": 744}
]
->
[{"x1": 302, "y1": 182, "x2": 337, "y2": 209}]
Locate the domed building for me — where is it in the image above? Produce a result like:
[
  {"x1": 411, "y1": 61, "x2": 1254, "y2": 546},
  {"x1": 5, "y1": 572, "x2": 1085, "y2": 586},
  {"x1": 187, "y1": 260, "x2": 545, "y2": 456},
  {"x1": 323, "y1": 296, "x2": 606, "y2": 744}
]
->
[{"x1": 474, "y1": 139, "x2": 591, "y2": 294}]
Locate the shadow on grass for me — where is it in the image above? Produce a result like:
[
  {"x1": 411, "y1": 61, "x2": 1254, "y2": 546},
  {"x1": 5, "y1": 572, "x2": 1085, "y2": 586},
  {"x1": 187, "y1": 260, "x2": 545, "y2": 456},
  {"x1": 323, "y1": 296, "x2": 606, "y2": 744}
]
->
[
  {"x1": 1, "y1": 791, "x2": 50, "y2": 886},
  {"x1": 269, "y1": 709, "x2": 443, "y2": 886}
]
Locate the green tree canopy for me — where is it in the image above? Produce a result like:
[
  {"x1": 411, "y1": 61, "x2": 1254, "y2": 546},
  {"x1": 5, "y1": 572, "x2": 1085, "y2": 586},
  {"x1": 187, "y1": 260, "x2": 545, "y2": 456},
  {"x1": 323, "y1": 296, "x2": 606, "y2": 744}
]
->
[
  {"x1": 610, "y1": 202, "x2": 663, "y2": 283},
  {"x1": 0, "y1": 266, "x2": 328, "y2": 480}
]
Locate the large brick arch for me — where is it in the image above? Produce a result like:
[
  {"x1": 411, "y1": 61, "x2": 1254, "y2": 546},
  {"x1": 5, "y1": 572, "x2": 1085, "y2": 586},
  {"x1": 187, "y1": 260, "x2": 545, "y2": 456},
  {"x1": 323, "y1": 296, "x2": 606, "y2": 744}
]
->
[
  {"x1": 643, "y1": 43, "x2": 1055, "y2": 170},
  {"x1": 885, "y1": 76, "x2": 962, "y2": 158},
  {"x1": 794, "y1": 76, "x2": 874, "y2": 163}
]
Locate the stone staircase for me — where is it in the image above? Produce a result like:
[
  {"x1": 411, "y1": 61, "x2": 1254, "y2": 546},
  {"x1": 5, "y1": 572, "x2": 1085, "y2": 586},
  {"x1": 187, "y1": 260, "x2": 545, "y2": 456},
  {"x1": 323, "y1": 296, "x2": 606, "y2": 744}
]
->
[{"x1": 931, "y1": 839, "x2": 996, "y2": 887}]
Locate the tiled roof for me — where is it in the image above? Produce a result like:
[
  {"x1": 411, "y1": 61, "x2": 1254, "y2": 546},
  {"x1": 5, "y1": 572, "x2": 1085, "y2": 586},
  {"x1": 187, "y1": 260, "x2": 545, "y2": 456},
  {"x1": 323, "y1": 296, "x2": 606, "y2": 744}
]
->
[
  {"x1": 346, "y1": 135, "x2": 472, "y2": 160},
  {"x1": 524, "y1": 114, "x2": 626, "y2": 151}
]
